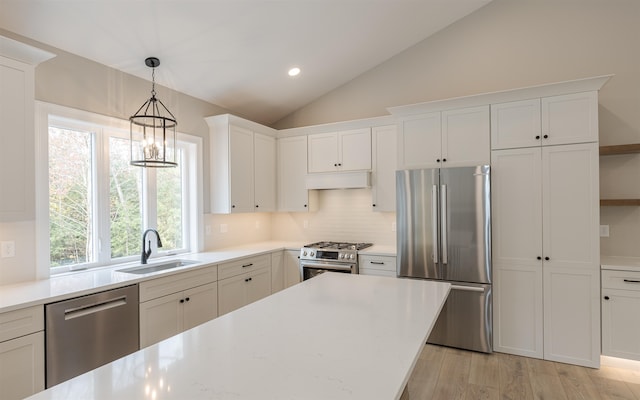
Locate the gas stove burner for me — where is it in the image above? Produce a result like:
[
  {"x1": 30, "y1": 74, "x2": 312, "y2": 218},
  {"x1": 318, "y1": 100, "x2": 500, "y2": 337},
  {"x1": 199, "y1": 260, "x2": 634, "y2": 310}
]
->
[{"x1": 303, "y1": 242, "x2": 373, "y2": 251}]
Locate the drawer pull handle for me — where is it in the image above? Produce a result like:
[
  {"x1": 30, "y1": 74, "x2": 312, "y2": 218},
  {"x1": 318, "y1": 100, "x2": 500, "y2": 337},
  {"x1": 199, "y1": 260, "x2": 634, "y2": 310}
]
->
[
  {"x1": 245, "y1": 277, "x2": 253, "y2": 282},
  {"x1": 623, "y1": 279, "x2": 640, "y2": 283},
  {"x1": 604, "y1": 296, "x2": 610, "y2": 300},
  {"x1": 242, "y1": 263, "x2": 254, "y2": 268},
  {"x1": 370, "y1": 261, "x2": 385, "y2": 265}
]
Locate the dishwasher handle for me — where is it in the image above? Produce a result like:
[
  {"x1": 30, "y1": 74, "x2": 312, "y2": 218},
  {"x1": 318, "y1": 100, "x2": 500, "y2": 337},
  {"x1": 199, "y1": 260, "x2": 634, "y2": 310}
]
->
[{"x1": 64, "y1": 296, "x2": 128, "y2": 320}]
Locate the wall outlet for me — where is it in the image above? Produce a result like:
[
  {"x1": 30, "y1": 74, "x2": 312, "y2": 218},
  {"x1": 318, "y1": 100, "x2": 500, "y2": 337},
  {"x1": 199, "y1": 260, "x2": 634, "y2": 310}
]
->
[
  {"x1": 220, "y1": 224, "x2": 228, "y2": 233},
  {"x1": 599, "y1": 225, "x2": 610, "y2": 237},
  {"x1": 255, "y1": 220, "x2": 261, "y2": 229},
  {"x1": 303, "y1": 220, "x2": 309, "y2": 229},
  {"x1": 391, "y1": 222, "x2": 396, "y2": 232},
  {"x1": 1, "y1": 241, "x2": 16, "y2": 258},
  {"x1": 205, "y1": 225, "x2": 212, "y2": 235}
]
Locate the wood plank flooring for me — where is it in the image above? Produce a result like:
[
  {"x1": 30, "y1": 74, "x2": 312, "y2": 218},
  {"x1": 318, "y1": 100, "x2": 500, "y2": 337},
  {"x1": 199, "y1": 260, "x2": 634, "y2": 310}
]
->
[{"x1": 404, "y1": 345, "x2": 640, "y2": 400}]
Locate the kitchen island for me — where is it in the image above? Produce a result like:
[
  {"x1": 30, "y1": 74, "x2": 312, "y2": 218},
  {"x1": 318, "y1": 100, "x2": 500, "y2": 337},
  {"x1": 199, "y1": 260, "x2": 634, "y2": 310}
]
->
[{"x1": 27, "y1": 273, "x2": 449, "y2": 400}]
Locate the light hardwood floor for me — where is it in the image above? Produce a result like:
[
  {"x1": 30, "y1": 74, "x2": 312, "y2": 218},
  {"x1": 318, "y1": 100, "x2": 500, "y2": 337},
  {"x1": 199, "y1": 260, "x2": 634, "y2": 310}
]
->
[{"x1": 404, "y1": 344, "x2": 640, "y2": 400}]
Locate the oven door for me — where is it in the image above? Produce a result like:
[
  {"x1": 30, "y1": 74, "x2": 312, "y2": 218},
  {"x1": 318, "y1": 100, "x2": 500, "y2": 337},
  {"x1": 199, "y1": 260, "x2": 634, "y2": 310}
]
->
[{"x1": 299, "y1": 260, "x2": 356, "y2": 281}]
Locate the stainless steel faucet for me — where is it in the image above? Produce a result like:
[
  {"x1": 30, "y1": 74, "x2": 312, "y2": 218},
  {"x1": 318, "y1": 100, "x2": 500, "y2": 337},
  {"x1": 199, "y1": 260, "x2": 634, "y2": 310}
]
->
[{"x1": 141, "y1": 229, "x2": 163, "y2": 264}]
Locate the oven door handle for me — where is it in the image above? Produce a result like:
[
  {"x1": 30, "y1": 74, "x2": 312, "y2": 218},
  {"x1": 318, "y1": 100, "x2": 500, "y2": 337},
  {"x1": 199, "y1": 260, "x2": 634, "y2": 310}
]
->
[{"x1": 300, "y1": 261, "x2": 354, "y2": 271}]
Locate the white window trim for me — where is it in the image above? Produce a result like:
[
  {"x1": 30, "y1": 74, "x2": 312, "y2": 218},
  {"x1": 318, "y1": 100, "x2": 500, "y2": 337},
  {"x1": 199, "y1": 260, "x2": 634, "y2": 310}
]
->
[{"x1": 35, "y1": 101, "x2": 203, "y2": 278}]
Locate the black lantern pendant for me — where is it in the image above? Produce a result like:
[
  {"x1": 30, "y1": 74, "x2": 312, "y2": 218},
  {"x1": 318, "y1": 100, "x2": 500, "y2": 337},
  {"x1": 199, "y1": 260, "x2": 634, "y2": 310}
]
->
[{"x1": 130, "y1": 57, "x2": 177, "y2": 167}]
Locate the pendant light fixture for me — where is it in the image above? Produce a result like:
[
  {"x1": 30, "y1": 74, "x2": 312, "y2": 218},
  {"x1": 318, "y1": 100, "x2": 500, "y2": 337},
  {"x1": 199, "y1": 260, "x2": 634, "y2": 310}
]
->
[{"x1": 130, "y1": 57, "x2": 177, "y2": 167}]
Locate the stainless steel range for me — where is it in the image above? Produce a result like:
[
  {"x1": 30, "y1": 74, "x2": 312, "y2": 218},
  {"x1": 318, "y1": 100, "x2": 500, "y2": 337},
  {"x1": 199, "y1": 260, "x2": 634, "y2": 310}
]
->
[{"x1": 299, "y1": 241, "x2": 373, "y2": 280}]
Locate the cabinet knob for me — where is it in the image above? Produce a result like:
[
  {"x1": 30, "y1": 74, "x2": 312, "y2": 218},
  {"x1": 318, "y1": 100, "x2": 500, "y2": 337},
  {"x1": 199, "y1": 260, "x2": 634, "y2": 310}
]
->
[
  {"x1": 372, "y1": 204, "x2": 376, "y2": 207},
  {"x1": 537, "y1": 256, "x2": 542, "y2": 260},
  {"x1": 535, "y1": 135, "x2": 541, "y2": 140},
  {"x1": 442, "y1": 158, "x2": 447, "y2": 162},
  {"x1": 180, "y1": 299, "x2": 185, "y2": 303},
  {"x1": 544, "y1": 256, "x2": 550, "y2": 261},
  {"x1": 245, "y1": 277, "x2": 253, "y2": 282},
  {"x1": 232, "y1": 205, "x2": 236, "y2": 208},
  {"x1": 304, "y1": 204, "x2": 307, "y2": 208},
  {"x1": 185, "y1": 297, "x2": 190, "y2": 302},
  {"x1": 334, "y1": 163, "x2": 338, "y2": 167},
  {"x1": 436, "y1": 159, "x2": 441, "y2": 163},
  {"x1": 255, "y1": 205, "x2": 259, "y2": 208},
  {"x1": 604, "y1": 296, "x2": 610, "y2": 300},
  {"x1": 338, "y1": 163, "x2": 342, "y2": 166},
  {"x1": 543, "y1": 134, "x2": 549, "y2": 139}
]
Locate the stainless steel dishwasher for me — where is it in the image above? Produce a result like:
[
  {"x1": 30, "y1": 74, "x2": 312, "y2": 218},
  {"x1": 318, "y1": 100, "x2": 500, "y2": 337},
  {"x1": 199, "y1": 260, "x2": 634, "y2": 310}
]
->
[{"x1": 45, "y1": 284, "x2": 139, "y2": 388}]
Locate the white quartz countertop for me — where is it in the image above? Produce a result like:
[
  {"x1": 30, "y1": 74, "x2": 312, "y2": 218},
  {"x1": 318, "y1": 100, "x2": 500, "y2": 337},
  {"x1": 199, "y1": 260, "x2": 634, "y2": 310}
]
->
[
  {"x1": 358, "y1": 245, "x2": 396, "y2": 256},
  {"x1": 601, "y1": 256, "x2": 640, "y2": 272},
  {"x1": 0, "y1": 241, "x2": 302, "y2": 313},
  {"x1": 27, "y1": 273, "x2": 450, "y2": 400}
]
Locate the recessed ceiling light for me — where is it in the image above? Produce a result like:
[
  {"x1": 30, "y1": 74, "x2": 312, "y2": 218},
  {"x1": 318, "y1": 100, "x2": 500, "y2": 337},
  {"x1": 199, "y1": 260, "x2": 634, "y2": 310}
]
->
[{"x1": 288, "y1": 67, "x2": 301, "y2": 77}]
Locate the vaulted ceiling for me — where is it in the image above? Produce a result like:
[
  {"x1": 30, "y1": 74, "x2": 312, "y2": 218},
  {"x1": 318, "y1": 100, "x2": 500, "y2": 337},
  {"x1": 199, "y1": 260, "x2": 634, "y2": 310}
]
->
[{"x1": 0, "y1": 0, "x2": 491, "y2": 124}]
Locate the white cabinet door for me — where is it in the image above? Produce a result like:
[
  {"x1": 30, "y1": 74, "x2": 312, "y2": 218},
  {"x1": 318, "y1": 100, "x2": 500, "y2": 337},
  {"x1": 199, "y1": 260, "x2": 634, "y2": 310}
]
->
[
  {"x1": 398, "y1": 112, "x2": 441, "y2": 169},
  {"x1": 491, "y1": 99, "x2": 542, "y2": 150},
  {"x1": 491, "y1": 147, "x2": 543, "y2": 358},
  {"x1": 543, "y1": 267, "x2": 600, "y2": 367},
  {"x1": 253, "y1": 133, "x2": 276, "y2": 212},
  {"x1": 371, "y1": 125, "x2": 397, "y2": 212},
  {"x1": 218, "y1": 274, "x2": 248, "y2": 316},
  {"x1": 277, "y1": 136, "x2": 310, "y2": 212},
  {"x1": 542, "y1": 143, "x2": 599, "y2": 271},
  {"x1": 229, "y1": 125, "x2": 254, "y2": 213},
  {"x1": 441, "y1": 105, "x2": 490, "y2": 167},
  {"x1": 602, "y1": 272, "x2": 640, "y2": 361},
  {"x1": 308, "y1": 132, "x2": 338, "y2": 173},
  {"x1": 182, "y1": 282, "x2": 218, "y2": 331},
  {"x1": 284, "y1": 250, "x2": 301, "y2": 288},
  {"x1": 339, "y1": 128, "x2": 371, "y2": 171},
  {"x1": 308, "y1": 129, "x2": 371, "y2": 173},
  {"x1": 139, "y1": 291, "x2": 183, "y2": 348},
  {"x1": 542, "y1": 91, "x2": 598, "y2": 146},
  {"x1": 271, "y1": 251, "x2": 284, "y2": 293},
  {"x1": 0, "y1": 331, "x2": 44, "y2": 400},
  {"x1": 246, "y1": 266, "x2": 272, "y2": 304},
  {"x1": 0, "y1": 56, "x2": 35, "y2": 221}
]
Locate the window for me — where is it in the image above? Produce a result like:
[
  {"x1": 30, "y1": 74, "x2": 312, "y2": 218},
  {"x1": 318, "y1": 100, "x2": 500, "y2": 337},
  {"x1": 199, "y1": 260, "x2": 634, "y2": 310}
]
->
[{"x1": 39, "y1": 104, "x2": 202, "y2": 274}]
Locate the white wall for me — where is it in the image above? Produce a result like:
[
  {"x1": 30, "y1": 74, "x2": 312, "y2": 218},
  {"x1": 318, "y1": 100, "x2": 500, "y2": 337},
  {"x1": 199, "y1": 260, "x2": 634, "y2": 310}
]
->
[{"x1": 274, "y1": 0, "x2": 640, "y2": 257}]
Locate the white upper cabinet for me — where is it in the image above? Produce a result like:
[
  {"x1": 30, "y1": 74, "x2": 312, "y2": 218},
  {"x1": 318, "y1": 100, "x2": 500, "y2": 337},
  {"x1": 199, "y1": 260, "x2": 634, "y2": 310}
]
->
[
  {"x1": 207, "y1": 114, "x2": 277, "y2": 214},
  {"x1": 0, "y1": 37, "x2": 54, "y2": 222},
  {"x1": 371, "y1": 125, "x2": 397, "y2": 212},
  {"x1": 307, "y1": 128, "x2": 371, "y2": 173},
  {"x1": 253, "y1": 133, "x2": 276, "y2": 212},
  {"x1": 491, "y1": 91, "x2": 598, "y2": 150},
  {"x1": 277, "y1": 136, "x2": 312, "y2": 212},
  {"x1": 397, "y1": 106, "x2": 490, "y2": 169}
]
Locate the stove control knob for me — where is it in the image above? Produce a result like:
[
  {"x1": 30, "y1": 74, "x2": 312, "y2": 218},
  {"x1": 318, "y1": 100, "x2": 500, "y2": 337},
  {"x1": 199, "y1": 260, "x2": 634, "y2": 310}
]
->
[
  {"x1": 310, "y1": 252, "x2": 315, "y2": 256},
  {"x1": 349, "y1": 254, "x2": 355, "y2": 260},
  {"x1": 303, "y1": 251, "x2": 307, "y2": 256},
  {"x1": 339, "y1": 254, "x2": 344, "y2": 259}
]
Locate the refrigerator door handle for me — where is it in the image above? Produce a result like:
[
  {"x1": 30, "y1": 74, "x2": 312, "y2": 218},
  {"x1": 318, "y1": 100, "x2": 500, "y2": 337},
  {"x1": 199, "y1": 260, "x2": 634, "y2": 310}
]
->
[
  {"x1": 450, "y1": 285, "x2": 485, "y2": 293},
  {"x1": 441, "y1": 184, "x2": 448, "y2": 265},
  {"x1": 432, "y1": 184, "x2": 439, "y2": 263}
]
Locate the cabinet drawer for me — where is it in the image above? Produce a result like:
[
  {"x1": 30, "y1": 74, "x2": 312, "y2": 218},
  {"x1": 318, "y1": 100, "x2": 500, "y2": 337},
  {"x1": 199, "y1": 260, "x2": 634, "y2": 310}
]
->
[
  {"x1": 602, "y1": 270, "x2": 640, "y2": 291},
  {"x1": 359, "y1": 255, "x2": 397, "y2": 273},
  {"x1": 0, "y1": 306, "x2": 43, "y2": 343},
  {"x1": 218, "y1": 254, "x2": 271, "y2": 280},
  {"x1": 140, "y1": 265, "x2": 218, "y2": 302}
]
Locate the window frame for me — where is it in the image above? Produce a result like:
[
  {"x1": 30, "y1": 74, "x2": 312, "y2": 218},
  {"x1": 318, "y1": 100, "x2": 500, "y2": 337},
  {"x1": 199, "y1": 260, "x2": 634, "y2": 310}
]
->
[{"x1": 35, "y1": 102, "x2": 203, "y2": 277}]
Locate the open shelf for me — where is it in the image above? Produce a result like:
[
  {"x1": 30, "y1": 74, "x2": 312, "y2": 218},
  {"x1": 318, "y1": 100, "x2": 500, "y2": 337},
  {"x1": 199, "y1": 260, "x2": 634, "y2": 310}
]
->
[
  {"x1": 599, "y1": 143, "x2": 640, "y2": 155},
  {"x1": 601, "y1": 199, "x2": 640, "y2": 207}
]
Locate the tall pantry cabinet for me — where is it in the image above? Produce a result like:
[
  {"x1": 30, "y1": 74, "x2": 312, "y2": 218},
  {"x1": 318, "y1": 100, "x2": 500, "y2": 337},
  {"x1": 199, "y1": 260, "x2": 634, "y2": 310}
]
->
[{"x1": 491, "y1": 86, "x2": 604, "y2": 368}]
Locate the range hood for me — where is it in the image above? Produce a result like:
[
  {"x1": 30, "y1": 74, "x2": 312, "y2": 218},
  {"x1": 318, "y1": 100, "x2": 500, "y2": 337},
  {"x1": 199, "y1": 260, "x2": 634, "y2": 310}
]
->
[{"x1": 305, "y1": 171, "x2": 371, "y2": 190}]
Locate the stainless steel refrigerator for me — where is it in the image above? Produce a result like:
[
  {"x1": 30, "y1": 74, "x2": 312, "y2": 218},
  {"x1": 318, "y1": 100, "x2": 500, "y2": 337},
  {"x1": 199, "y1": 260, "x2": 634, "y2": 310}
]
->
[{"x1": 396, "y1": 165, "x2": 492, "y2": 353}]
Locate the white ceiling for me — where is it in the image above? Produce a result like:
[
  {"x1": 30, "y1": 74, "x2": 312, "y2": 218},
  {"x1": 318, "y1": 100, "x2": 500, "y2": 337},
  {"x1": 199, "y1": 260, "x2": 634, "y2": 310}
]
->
[{"x1": 0, "y1": 0, "x2": 491, "y2": 125}]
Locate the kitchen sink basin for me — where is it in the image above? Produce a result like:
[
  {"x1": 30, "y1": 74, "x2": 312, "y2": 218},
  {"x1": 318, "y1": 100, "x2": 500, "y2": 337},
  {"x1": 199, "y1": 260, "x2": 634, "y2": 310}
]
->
[{"x1": 117, "y1": 259, "x2": 198, "y2": 275}]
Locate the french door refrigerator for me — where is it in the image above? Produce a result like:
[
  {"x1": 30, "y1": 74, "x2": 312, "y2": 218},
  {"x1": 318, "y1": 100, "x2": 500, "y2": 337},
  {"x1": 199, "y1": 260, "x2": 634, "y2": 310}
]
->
[{"x1": 396, "y1": 165, "x2": 492, "y2": 353}]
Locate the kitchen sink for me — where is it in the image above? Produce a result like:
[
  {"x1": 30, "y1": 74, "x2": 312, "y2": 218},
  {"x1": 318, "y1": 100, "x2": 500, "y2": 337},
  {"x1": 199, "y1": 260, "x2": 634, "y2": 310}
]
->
[{"x1": 117, "y1": 259, "x2": 199, "y2": 275}]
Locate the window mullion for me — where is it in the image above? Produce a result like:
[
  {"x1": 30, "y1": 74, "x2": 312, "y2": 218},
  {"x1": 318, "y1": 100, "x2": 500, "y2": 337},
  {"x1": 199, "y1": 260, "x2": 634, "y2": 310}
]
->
[{"x1": 95, "y1": 128, "x2": 110, "y2": 264}]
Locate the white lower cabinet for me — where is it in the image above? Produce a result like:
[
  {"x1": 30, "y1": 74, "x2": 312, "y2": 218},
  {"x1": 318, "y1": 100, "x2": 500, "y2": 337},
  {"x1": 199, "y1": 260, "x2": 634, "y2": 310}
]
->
[
  {"x1": 271, "y1": 251, "x2": 284, "y2": 293},
  {"x1": 0, "y1": 306, "x2": 44, "y2": 399},
  {"x1": 284, "y1": 250, "x2": 301, "y2": 288},
  {"x1": 218, "y1": 266, "x2": 271, "y2": 315},
  {"x1": 359, "y1": 255, "x2": 397, "y2": 277},
  {"x1": 602, "y1": 269, "x2": 640, "y2": 361},
  {"x1": 139, "y1": 266, "x2": 218, "y2": 348}
]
